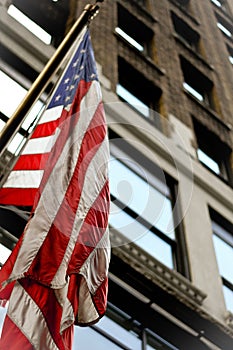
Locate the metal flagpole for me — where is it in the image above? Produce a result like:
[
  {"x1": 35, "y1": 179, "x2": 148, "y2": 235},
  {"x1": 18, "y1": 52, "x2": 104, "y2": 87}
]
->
[{"x1": 0, "y1": 1, "x2": 104, "y2": 158}]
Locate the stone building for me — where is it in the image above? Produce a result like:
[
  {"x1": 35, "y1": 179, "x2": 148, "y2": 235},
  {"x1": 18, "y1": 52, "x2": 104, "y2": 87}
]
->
[{"x1": 0, "y1": 0, "x2": 233, "y2": 349}]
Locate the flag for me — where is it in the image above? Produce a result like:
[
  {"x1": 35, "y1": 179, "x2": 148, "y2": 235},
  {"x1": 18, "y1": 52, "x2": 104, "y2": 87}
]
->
[{"x1": 0, "y1": 26, "x2": 110, "y2": 349}]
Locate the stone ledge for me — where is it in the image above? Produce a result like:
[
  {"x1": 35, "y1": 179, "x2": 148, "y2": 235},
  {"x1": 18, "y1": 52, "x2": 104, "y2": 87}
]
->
[{"x1": 110, "y1": 229, "x2": 207, "y2": 308}]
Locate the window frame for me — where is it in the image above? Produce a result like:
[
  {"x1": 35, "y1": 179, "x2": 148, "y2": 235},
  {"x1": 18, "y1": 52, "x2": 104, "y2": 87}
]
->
[
  {"x1": 210, "y1": 208, "x2": 233, "y2": 313},
  {"x1": 116, "y1": 3, "x2": 154, "y2": 58},
  {"x1": 109, "y1": 132, "x2": 189, "y2": 277}
]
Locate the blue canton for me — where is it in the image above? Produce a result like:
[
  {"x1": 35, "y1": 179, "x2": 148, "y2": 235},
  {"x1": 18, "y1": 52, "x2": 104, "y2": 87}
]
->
[{"x1": 48, "y1": 30, "x2": 98, "y2": 110}]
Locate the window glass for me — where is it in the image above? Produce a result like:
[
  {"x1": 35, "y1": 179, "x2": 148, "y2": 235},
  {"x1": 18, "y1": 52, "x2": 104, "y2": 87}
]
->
[
  {"x1": 211, "y1": 214, "x2": 233, "y2": 312},
  {"x1": 223, "y1": 285, "x2": 233, "y2": 313},
  {"x1": 115, "y1": 27, "x2": 144, "y2": 52},
  {"x1": 8, "y1": 5, "x2": 51, "y2": 44},
  {"x1": 109, "y1": 158, "x2": 175, "y2": 238},
  {"x1": 211, "y1": 0, "x2": 222, "y2": 7},
  {"x1": 0, "y1": 70, "x2": 44, "y2": 154},
  {"x1": 110, "y1": 202, "x2": 174, "y2": 268},
  {"x1": 117, "y1": 4, "x2": 153, "y2": 57},
  {"x1": 197, "y1": 149, "x2": 220, "y2": 175},
  {"x1": 0, "y1": 244, "x2": 11, "y2": 266},
  {"x1": 116, "y1": 84, "x2": 150, "y2": 118},
  {"x1": 74, "y1": 316, "x2": 141, "y2": 350},
  {"x1": 217, "y1": 22, "x2": 232, "y2": 37},
  {"x1": 212, "y1": 234, "x2": 233, "y2": 282}
]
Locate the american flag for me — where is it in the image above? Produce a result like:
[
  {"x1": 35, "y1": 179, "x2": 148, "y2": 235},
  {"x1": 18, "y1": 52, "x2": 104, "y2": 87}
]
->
[{"x1": 0, "y1": 27, "x2": 110, "y2": 349}]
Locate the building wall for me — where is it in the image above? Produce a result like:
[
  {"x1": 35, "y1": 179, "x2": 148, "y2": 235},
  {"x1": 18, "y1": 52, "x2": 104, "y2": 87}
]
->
[{"x1": 0, "y1": 0, "x2": 233, "y2": 348}]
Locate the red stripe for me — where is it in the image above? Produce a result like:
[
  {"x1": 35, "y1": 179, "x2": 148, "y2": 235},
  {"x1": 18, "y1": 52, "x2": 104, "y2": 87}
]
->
[
  {"x1": 19, "y1": 278, "x2": 69, "y2": 350},
  {"x1": 33, "y1": 79, "x2": 92, "y2": 210},
  {"x1": 68, "y1": 180, "x2": 110, "y2": 274},
  {"x1": 13, "y1": 153, "x2": 49, "y2": 170},
  {"x1": 0, "y1": 188, "x2": 38, "y2": 206},
  {"x1": 0, "y1": 315, "x2": 33, "y2": 350},
  {"x1": 27, "y1": 101, "x2": 107, "y2": 284},
  {"x1": 31, "y1": 120, "x2": 61, "y2": 139}
]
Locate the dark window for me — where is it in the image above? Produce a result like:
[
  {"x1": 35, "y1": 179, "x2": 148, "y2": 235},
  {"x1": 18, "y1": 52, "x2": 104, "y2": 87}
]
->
[
  {"x1": 180, "y1": 56, "x2": 215, "y2": 109},
  {"x1": 171, "y1": 12, "x2": 201, "y2": 52},
  {"x1": 109, "y1": 134, "x2": 189, "y2": 277},
  {"x1": 193, "y1": 118, "x2": 232, "y2": 183},
  {"x1": 174, "y1": 0, "x2": 190, "y2": 6},
  {"x1": 0, "y1": 46, "x2": 46, "y2": 178},
  {"x1": 212, "y1": 0, "x2": 232, "y2": 13},
  {"x1": 116, "y1": 4, "x2": 154, "y2": 57},
  {"x1": 215, "y1": 13, "x2": 232, "y2": 38},
  {"x1": 210, "y1": 208, "x2": 233, "y2": 313},
  {"x1": 10, "y1": 0, "x2": 71, "y2": 47},
  {"x1": 227, "y1": 45, "x2": 233, "y2": 64},
  {"x1": 117, "y1": 57, "x2": 162, "y2": 123}
]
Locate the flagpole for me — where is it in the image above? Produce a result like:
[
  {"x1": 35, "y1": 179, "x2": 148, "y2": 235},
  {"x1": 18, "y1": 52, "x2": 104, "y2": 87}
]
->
[{"x1": 0, "y1": 1, "x2": 104, "y2": 158}]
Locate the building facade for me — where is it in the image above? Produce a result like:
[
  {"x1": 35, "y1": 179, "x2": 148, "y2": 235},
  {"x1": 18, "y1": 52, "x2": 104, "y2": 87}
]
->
[{"x1": 0, "y1": 0, "x2": 233, "y2": 349}]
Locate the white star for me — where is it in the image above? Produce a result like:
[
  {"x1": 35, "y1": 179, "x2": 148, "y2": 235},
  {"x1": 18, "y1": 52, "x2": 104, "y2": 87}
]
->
[
  {"x1": 64, "y1": 78, "x2": 70, "y2": 84},
  {"x1": 65, "y1": 96, "x2": 71, "y2": 102},
  {"x1": 80, "y1": 49, "x2": 86, "y2": 54},
  {"x1": 80, "y1": 65, "x2": 84, "y2": 71},
  {"x1": 55, "y1": 94, "x2": 61, "y2": 101},
  {"x1": 90, "y1": 73, "x2": 96, "y2": 79},
  {"x1": 74, "y1": 74, "x2": 80, "y2": 80},
  {"x1": 73, "y1": 59, "x2": 79, "y2": 67},
  {"x1": 70, "y1": 85, "x2": 75, "y2": 90}
]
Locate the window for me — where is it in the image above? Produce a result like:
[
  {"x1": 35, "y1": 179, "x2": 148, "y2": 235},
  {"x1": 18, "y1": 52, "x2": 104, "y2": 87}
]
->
[
  {"x1": 117, "y1": 57, "x2": 162, "y2": 122},
  {"x1": 109, "y1": 135, "x2": 188, "y2": 276},
  {"x1": 0, "y1": 48, "x2": 46, "y2": 182},
  {"x1": 10, "y1": 0, "x2": 71, "y2": 47},
  {"x1": 210, "y1": 209, "x2": 233, "y2": 313},
  {"x1": 0, "y1": 300, "x2": 179, "y2": 349},
  {"x1": 211, "y1": 0, "x2": 230, "y2": 12},
  {"x1": 180, "y1": 56, "x2": 215, "y2": 109},
  {"x1": 174, "y1": 0, "x2": 190, "y2": 6},
  {"x1": 211, "y1": 0, "x2": 223, "y2": 6},
  {"x1": 116, "y1": 4, "x2": 154, "y2": 57},
  {"x1": 192, "y1": 118, "x2": 232, "y2": 183},
  {"x1": 0, "y1": 70, "x2": 44, "y2": 161},
  {"x1": 227, "y1": 45, "x2": 233, "y2": 64},
  {"x1": 215, "y1": 13, "x2": 232, "y2": 38},
  {"x1": 171, "y1": 12, "x2": 201, "y2": 52}
]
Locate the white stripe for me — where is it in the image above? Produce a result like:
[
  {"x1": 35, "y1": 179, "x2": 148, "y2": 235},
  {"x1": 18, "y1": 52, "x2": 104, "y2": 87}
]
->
[
  {"x1": 3, "y1": 170, "x2": 43, "y2": 188},
  {"x1": 37, "y1": 105, "x2": 63, "y2": 124},
  {"x1": 54, "y1": 278, "x2": 75, "y2": 332},
  {"x1": 9, "y1": 81, "x2": 102, "y2": 282},
  {"x1": 8, "y1": 281, "x2": 59, "y2": 350},
  {"x1": 51, "y1": 135, "x2": 109, "y2": 287},
  {"x1": 80, "y1": 228, "x2": 110, "y2": 294},
  {"x1": 22, "y1": 129, "x2": 60, "y2": 155}
]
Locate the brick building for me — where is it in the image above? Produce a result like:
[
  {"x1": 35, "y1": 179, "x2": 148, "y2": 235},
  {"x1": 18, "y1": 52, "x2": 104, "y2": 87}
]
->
[{"x1": 0, "y1": 0, "x2": 233, "y2": 349}]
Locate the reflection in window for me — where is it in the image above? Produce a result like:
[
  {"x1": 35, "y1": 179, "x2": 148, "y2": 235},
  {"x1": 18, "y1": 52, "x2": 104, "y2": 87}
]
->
[
  {"x1": 197, "y1": 149, "x2": 220, "y2": 175},
  {"x1": 215, "y1": 13, "x2": 232, "y2": 38},
  {"x1": 8, "y1": 5, "x2": 52, "y2": 44},
  {"x1": 0, "y1": 70, "x2": 44, "y2": 155},
  {"x1": 117, "y1": 4, "x2": 153, "y2": 57},
  {"x1": 227, "y1": 45, "x2": 233, "y2": 64},
  {"x1": 116, "y1": 84, "x2": 150, "y2": 118},
  {"x1": 217, "y1": 22, "x2": 232, "y2": 37},
  {"x1": 0, "y1": 244, "x2": 11, "y2": 267},
  {"x1": 193, "y1": 118, "x2": 232, "y2": 183},
  {"x1": 211, "y1": 211, "x2": 233, "y2": 313},
  {"x1": 109, "y1": 155, "x2": 177, "y2": 270},
  {"x1": 73, "y1": 303, "x2": 178, "y2": 350},
  {"x1": 117, "y1": 57, "x2": 162, "y2": 123},
  {"x1": 115, "y1": 27, "x2": 143, "y2": 52},
  {"x1": 180, "y1": 56, "x2": 215, "y2": 109}
]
